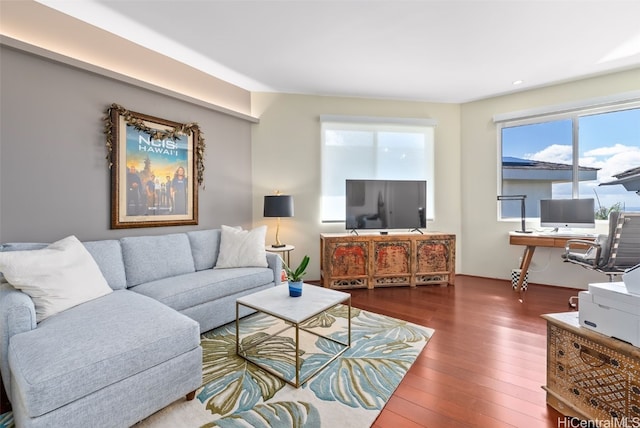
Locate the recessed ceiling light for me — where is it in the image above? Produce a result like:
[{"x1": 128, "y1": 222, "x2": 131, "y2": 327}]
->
[{"x1": 512, "y1": 80, "x2": 524, "y2": 85}]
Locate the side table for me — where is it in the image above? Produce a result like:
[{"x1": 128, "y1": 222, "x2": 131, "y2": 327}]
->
[
  {"x1": 542, "y1": 311, "x2": 640, "y2": 422},
  {"x1": 265, "y1": 244, "x2": 295, "y2": 266}
]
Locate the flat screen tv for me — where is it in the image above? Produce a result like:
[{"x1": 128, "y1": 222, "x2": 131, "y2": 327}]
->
[
  {"x1": 345, "y1": 179, "x2": 426, "y2": 230},
  {"x1": 539, "y1": 198, "x2": 596, "y2": 229}
]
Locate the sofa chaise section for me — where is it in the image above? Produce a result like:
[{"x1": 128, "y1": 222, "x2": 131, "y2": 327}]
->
[{"x1": 8, "y1": 290, "x2": 202, "y2": 428}]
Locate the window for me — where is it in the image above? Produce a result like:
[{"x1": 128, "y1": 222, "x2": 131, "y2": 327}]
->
[
  {"x1": 498, "y1": 98, "x2": 640, "y2": 221},
  {"x1": 321, "y1": 116, "x2": 436, "y2": 222}
]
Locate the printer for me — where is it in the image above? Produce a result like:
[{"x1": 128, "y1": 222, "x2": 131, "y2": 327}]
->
[{"x1": 579, "y1": 277, "x2": 640, "y2": 347}]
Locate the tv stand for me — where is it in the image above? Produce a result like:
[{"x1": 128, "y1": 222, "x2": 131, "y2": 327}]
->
[
  {"x1": 409, "y1": 227, "x2": 424, "y2": 234},
  {"x1": 320, "y1": 232, "x2": 455, "y2": 289}
]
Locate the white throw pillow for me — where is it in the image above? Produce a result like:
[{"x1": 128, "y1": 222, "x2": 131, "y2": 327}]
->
[
  {"x1": 215, "y1": 225, "x2": 268, "y2": 268},
  {"x1": 0, "y1": 235, "x2": 113, "y2": 322}
]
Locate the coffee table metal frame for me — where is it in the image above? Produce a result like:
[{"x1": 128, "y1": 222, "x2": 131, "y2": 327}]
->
[{"x1": 236, "y1": 284, "x2": 351, "y2": 388}]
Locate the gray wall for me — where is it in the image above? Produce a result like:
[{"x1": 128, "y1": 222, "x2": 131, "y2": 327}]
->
[{"x1": 0, "y1": 45, "x2": 254, "y2": 242}]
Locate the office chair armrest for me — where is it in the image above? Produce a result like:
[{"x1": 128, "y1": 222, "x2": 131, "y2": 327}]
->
[
  {"x1": 565, "y1": 239, "x2": 598, "y2": 248},
  {"x1": 564, "y1": 239, "x2": 601, "y2": 267}
]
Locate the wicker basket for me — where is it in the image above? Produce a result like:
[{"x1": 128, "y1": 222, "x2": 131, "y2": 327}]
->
[{"x1": 546, "y1": 320, "x2": 640, "y2": 422}]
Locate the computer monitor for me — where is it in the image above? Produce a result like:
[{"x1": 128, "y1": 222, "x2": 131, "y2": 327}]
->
[{"x1": 539, "y1": 198, "x2": 596, "y2": 229}]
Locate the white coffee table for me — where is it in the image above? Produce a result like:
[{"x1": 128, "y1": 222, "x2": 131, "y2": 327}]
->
[{"x1": 236, "y1": 283, "x2": 351, "y2": 387}]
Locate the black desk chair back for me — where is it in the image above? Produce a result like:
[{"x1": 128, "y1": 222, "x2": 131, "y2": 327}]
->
[{"x1": 563, "y1": 211, "x2": 640, "y2": 282}]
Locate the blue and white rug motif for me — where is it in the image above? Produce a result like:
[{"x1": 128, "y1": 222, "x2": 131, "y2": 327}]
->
[{"x1": 154, "y1": 306, "x2": 434, "y2": 428}]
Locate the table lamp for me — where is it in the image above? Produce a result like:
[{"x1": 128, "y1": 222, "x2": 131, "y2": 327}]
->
[
  {"x1": 497, "y1": 194, "x2": 531, "y2": 233},
  {"x1": 264, "y1": 193, "x2": 294, "y2": 247}
]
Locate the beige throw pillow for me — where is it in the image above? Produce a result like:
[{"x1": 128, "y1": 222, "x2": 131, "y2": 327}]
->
[
  {"x1": 0, "y1": 235, "x2": 112, "y2": 322},
  {"x1": 215, "y1": 225, "x2": 268, "y2": 268}
]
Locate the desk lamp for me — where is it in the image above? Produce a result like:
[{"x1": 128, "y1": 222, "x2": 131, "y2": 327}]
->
[
  {"x1": 264, "y1": 193, "x2": 294, "y2": 247},
  {"x1": 497, "y1": 194, "x2": 531, "y2": 233}
]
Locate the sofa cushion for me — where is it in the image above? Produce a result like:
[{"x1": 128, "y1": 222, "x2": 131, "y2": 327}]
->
[
  {"x1": 83, "y1": 240, "x2": 127, "y2": 290},
  {"x1": 0, "y1": 243, "x2": 48, "y2": 254},
  {"x1": 0, "y1": 236, "x2": 113, "y2": 322},
  {"x1": 121, "y1": 233, "x2": 195, "y2": 287},
  {"x1": 8, "y1": 290, "x2": 200, "y2": 418},
  {"x1": 130, "y1": 267, "x2": 274, "y2": 312},
  {"x1": 215, "y1": 225, "x2": 268, "y2": 269},
  {"x1": 0, "y1": 243, "x2": 48, "y2": 283},
  {"x1": 187, "y1": 229, "x2": 221, "y2": 271},
  {"x1": 0, "y1": 241, "x2": 126, "y2": 290}
]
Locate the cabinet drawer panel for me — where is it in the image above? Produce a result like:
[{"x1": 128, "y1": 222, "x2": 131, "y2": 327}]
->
[
  {"x1": 329, "y1": 242, "x2": 368, "y2": 277},
  {"x1": 548, "y1": 323, "x2": 640, "y2": 420},
  {"x1": 416, "y1": 239, "x2": 452, "y2": 272},
  {"x1": 374, "y1": 241, "x2": 410, "y2": 275},
  {"x1": 629, "y1": 378, "x2": 640, "y2": 418}
]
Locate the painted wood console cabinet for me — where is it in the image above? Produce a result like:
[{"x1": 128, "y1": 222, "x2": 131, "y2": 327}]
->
[{"x1": 320, "y1": 232, "x2": 455, "y2": 289}]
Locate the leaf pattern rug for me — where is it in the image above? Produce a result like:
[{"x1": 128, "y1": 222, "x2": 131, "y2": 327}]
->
[
  {"x1": 138, "y1": 305, "x2": 433, "y2": 428},
  {"x1": 0, "y1": 306, "x2": 433, "y2": 428}
]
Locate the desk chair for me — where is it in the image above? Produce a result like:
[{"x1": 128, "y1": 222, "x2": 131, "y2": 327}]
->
[{"x1": 563, "y1": 211, "x2": 640, "y2": 282}]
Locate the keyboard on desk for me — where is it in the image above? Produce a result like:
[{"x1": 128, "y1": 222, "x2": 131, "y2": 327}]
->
[{"x1": 535, "y1": 231, "x2": 597, "y2": 238}]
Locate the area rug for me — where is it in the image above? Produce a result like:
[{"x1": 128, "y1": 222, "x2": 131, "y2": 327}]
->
[{"x1": 0, "y1": 306, "x2": 433, "y2": 428}]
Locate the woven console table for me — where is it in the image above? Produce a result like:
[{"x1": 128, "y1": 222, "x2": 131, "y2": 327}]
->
[{"x1": 542, "y1": 312, "x2": 640, "y2": 424}]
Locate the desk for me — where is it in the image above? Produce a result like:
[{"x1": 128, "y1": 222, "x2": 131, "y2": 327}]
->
[{"x1": 509, "y1": 232, "x2": 595, "y2": 296}]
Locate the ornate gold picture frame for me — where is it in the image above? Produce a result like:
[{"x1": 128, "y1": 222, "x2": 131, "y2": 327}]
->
[{"x1": 105, "y1": 104, "x2": 205, "y2": 229}]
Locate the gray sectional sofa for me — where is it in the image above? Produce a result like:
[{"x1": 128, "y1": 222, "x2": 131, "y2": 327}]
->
[{"x1": 0, "y1": 229, "x2": 282, "y2": 428}]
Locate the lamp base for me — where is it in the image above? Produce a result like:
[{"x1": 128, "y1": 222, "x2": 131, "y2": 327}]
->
[
  {"x1": 515, "y1": 230, "x2": 532, "y2": 234},
  {"x1": 271, "y1": 243, "x2": 286, "y2": 248}
]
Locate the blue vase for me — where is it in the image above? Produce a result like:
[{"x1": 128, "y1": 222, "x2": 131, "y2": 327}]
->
[{"x1": 288, "y1": 280, "x2": 303, "y2": 297}]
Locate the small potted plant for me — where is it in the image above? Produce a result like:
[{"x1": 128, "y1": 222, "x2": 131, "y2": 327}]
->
[{"x1": 284, "y1": 255, "x2": 310, "y2": 297}]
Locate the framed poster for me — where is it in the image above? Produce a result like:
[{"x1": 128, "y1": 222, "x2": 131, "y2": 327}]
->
[{"x1": 105, "y1": 104, "x2": 205, "y2": 229}]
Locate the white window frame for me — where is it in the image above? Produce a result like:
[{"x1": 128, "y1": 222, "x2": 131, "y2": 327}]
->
[
  {"x1": 320, "y1": 115, "x2": 436, "y2": 223},
  {"x1": 495, "y1": 91, "x2": 640, "y2": 220}
]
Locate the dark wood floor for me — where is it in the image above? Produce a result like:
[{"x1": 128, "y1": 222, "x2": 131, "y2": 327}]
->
[{"x1": 345, "y1": 275, "x2": 578, "y2": 428}]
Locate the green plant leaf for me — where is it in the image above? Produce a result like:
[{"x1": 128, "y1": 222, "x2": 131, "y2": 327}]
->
[
  {"x1": 351, "y1": 311, "x2": 433, "y2": 342},
  {"x1": 203, "y1": 401, "x2": 321, "y2": 428},
  {"x1": 199, "y1": 333, "x2": 285, "y2": 416},
  {"x1": 286, "y1": 255, "x2": 310, "y2": 281},
  {"x1": 240, "y1": 332, "x2": 304, "y2": 380},
  {"x1": 301, "y1": 304, "x2": 361, "y2": 329},
  {"x1": 305, "y1": 335, "x2": 419, "y2": 410}
]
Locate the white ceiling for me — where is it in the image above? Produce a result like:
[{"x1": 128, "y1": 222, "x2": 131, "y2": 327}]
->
[{"x1": 37, "y1": 0, "x2": 640, "y2": 103}]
